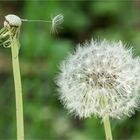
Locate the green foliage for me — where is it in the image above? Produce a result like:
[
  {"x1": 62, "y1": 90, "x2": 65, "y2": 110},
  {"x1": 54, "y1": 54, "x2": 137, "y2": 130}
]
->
[{"x1": 0, "y1": 0, "x2": 140, "y2": 139}]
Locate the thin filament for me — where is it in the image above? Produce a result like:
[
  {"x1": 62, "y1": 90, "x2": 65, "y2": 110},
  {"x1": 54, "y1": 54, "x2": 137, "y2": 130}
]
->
[{"x1": 21, "y1": 19, "x2": 52, "y2": 23}]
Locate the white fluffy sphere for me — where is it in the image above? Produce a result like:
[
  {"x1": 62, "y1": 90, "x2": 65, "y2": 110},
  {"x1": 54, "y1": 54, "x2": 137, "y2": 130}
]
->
[{"x1": 56, "y1": 39, "x2": 140, "y2": 119}]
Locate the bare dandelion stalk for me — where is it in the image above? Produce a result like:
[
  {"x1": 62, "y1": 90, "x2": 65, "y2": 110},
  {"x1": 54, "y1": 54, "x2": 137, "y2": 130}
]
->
[
  {"x1": 11, "y1": 36, "x2": 24, "y2": 140},
  {"x1": 0, "y1": 15, "x2": 25, "y2": 140},
  {"x1": 0, "y1": 15, "x2": 24, "y2": 140}
]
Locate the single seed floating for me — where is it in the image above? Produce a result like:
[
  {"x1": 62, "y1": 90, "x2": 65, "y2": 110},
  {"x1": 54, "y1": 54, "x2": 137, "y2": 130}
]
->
[{"x1": 0, "y1": 14, "x2": 64, "y2": 48}]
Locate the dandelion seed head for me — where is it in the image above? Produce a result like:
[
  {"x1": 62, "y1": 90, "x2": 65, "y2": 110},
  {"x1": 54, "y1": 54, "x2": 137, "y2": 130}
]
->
[
  {"x1": 51, "y1": 14, "x2": 64, "y2": 33},
  {"x1": 56, "y1": 39, "x2": 140, "y2": 119},
  {"x1": 4, "y1": 14, "x2": 22, "y2": 27}
]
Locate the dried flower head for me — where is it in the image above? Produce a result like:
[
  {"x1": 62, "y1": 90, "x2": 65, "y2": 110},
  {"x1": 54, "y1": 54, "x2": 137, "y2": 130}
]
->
[
  {"x1": 0, "y1": 14, "x2": 21, "y2": 48},
  {"x1": 5, "y1": 14, "x2": 22, "y2": 26},
  {"x1": 56, "y1": 39, "x2": 140, "y2": 119}
]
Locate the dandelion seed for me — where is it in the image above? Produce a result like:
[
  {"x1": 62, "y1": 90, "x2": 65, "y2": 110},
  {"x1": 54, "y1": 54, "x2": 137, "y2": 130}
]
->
[
  {"x1": 22, "y1": 14, "x2": 64, "y2": 33},
  {"x1": 0, "y1": 14, "x2": 64, "y2": 48},
  {"x1": 56, "y1": 39, "x2": 140, "y2": 119},
  {"x1": 51, "y1": 14, "x2": 64, "y2": 33}
]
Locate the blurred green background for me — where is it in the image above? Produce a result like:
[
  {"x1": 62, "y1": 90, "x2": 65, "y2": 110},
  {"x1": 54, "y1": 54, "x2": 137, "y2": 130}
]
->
[{"x1": 0, "y1": 1, "x2": 140, "y2": 139}]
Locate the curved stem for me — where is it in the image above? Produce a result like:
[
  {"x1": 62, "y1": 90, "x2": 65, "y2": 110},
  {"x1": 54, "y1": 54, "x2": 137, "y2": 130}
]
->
[{"x1": 11, "y1": 38, "x2": 24, "y2": 140}]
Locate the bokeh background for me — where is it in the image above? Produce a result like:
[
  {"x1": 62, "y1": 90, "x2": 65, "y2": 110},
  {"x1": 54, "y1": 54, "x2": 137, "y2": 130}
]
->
[{"x1": 0, "y1": 1, "x2": 140, "y2": 139}]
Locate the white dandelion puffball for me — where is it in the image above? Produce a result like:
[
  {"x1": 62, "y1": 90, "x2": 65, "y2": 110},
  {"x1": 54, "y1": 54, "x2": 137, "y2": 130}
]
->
[{"x1": 56, "y1": 39, "x2": 140, "y2": 119}]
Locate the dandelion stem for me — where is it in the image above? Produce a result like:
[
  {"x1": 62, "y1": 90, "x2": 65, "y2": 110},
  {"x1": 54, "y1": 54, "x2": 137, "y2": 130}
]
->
[
  {"x1": 11, "y1": 37, "x2": 24, "y2": 140},
  {"x1": 100, "y1": 96, "x2": 113, "y2": 140},
  {"x1": 103, "y1": 114, "x2": 113, "y2": 140}
]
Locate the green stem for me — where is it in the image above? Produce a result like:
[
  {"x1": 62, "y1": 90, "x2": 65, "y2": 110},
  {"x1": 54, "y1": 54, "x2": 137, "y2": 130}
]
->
[
  {"x1": 100, "y1": 96, "x2": 113, "y2": 140},
  {"x1": 11, "y1": 38, "x2": 24, "y2": 140},
  {"x1": 103, "y1": 114, "x2": 113, "y2": 140}
]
